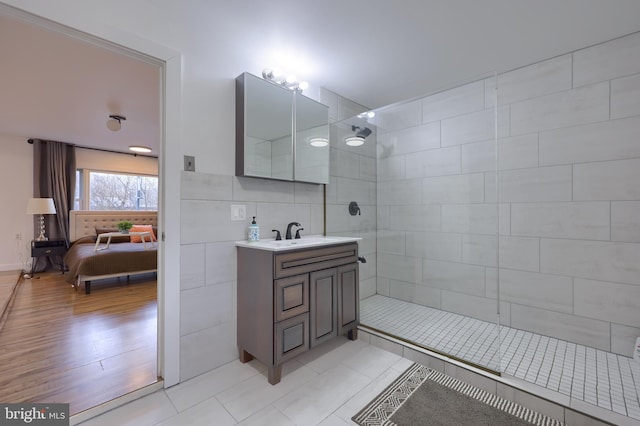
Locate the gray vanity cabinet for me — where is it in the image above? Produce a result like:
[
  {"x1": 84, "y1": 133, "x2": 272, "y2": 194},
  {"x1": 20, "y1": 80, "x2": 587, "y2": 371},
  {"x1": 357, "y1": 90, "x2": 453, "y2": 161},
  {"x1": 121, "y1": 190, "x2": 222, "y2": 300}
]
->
[{"x1": 237, "y1": 242, "x2": 359, "y2": 384}]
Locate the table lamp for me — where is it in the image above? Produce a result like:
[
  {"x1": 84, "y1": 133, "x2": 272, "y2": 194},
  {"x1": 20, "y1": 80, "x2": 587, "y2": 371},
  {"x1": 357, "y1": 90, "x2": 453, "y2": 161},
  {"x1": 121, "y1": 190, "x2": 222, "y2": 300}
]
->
[{"x1": 26, "y1": 198, "x2": 57, "y2": 241}]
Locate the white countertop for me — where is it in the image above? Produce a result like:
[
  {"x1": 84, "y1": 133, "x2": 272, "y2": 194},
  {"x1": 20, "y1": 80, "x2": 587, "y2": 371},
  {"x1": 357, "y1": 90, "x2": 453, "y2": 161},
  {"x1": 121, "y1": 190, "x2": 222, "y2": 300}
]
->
[{"x1": 235, "y1": 235, "x2": 361, "y2": 252}]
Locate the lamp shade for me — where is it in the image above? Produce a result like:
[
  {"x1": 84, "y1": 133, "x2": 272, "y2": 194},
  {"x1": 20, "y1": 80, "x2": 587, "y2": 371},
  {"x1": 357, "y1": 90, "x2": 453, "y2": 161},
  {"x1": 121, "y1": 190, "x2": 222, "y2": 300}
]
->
[{"x1": 26, "y1": 198, "x2": 57, "y2": 215}]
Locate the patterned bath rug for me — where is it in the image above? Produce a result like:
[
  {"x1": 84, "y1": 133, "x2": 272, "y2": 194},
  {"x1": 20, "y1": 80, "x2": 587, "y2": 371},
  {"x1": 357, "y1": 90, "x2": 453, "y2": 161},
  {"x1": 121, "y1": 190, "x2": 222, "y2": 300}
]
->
[{"x1": 352, "y1": 363, "x2": 564, "y2": 426}]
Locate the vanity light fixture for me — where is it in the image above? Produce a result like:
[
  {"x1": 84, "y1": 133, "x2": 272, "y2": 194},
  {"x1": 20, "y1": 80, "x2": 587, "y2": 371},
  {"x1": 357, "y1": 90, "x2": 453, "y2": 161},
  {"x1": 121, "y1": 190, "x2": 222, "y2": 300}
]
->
[
  {"x1": 107, "y1": 114, "x2": 126, "y2": 131},
  {"x1": 262, "y1": 68, "x2": 308, "y2": 93},
  {"x1": 309, "y1": 137, "x2": 329, "y2": 147},
  {"x1": 129, "y1": 145, "x2": 152, "y2": 153},
  {"x1": 357, "y1": 111, "x2": 376, "y2": 119}
]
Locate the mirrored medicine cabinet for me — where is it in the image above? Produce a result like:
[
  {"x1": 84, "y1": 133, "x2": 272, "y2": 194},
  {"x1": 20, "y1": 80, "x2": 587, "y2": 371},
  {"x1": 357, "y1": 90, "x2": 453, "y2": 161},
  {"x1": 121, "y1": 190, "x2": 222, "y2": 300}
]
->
[{"x1": 236, "y1": 72, "x2": 329, "y2": 184}]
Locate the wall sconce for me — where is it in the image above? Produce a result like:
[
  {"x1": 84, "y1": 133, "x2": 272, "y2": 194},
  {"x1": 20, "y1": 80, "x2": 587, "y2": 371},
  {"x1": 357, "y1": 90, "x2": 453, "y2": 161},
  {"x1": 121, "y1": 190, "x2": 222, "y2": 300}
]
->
[
  {"x1": 26, "y1": 198, "x2": 57, "y2": 241},
  {"x1": 107, "y1": 114, "x2": 126, "y2": 131}
]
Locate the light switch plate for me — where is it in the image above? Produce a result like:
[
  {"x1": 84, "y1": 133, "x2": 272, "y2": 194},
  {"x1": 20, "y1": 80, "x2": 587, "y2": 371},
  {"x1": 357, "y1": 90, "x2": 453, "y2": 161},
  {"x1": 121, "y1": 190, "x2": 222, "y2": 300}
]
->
[
  {"x1": 231, "y1": 204, "x2": 246, "y2": 221},
  {"x1": 184, "y1": 155, "x2": 195, "y2": 172}
]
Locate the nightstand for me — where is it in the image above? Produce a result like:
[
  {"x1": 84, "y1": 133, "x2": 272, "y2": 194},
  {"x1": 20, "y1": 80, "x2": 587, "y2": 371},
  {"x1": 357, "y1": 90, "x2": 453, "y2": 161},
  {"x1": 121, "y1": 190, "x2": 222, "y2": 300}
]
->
[{"x1": 31, "y1": 239, "x2": 67, "y2": 275}]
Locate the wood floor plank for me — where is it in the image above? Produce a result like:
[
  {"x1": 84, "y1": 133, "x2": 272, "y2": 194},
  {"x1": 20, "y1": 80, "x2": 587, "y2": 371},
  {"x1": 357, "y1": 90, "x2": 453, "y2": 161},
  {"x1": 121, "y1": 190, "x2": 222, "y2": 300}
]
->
[{"x1": 0, "y1": 271, "x2": 158, "y2": 415}]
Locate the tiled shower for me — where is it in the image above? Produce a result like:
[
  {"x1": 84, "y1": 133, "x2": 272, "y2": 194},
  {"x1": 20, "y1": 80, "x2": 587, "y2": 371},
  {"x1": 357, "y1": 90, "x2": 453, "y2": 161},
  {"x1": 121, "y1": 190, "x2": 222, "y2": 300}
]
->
[{"x1": 327, "y1": 31, "x2": 640, "y2": 422}]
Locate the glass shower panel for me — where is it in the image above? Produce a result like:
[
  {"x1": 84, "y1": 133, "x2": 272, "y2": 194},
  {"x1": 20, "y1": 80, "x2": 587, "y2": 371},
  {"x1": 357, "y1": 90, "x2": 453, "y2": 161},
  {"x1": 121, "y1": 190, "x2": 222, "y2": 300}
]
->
[{"x1": 340, "y1": 74, "x2": 501, "y2": 373}]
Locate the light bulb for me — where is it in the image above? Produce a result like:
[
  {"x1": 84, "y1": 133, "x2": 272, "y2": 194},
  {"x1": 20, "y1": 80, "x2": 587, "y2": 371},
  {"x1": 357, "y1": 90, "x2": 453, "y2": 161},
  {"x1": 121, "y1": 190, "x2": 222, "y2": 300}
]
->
[{"x1": 299, "y1": 81, "x2": 309, "y2": 90}]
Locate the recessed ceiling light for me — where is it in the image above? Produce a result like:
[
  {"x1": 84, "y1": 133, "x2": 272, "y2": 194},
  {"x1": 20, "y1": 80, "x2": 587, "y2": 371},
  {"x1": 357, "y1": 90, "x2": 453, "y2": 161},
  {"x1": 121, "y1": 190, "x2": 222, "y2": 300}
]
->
[
  {"x1": 345, "y1": 136, "x2": 365, "y2": 147},
  {"x1": 309, "y1": 137, "x2": 329, "y2": 147},
  {"x1": 129, "y1": 145, "x2": 152, "y2": 153}
]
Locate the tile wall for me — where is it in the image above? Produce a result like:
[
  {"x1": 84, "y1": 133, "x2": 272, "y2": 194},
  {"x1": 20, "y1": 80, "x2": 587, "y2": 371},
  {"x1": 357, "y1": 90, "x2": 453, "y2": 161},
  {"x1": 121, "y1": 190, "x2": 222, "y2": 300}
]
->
[
  {"x1": 375, "y1": 31, "x2": 640, "y2": 357},
  {"x1": 178, "y1": 89, "x2": 370, "y2": 381}
]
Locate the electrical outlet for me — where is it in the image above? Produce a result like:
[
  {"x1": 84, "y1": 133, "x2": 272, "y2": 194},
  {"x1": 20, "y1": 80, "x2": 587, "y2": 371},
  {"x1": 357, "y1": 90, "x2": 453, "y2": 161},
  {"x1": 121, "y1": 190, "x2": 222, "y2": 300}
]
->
[
  {"x1": 184, "y1": 155, "x2": 196, "y2": 172},
  {"x1": 231, "y1": 204, "x2": 246, "y2": 221},
  {"x1": 15, "y1": 233, "x2": 21, "y2": 240}
]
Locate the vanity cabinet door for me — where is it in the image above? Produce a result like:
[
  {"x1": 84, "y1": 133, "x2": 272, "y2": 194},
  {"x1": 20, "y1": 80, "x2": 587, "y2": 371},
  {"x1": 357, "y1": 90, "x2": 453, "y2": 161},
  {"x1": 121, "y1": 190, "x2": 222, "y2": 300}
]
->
[
  {"x1": 275, "y1": 313, "x2": 309, "y2": 365},
  {"x1": 309, "y1": 268, "x2": 338, "y2": 347},
  {"x1": 338, "y1": 263, "x2": 359, "y2": 335},
  {"x1": 274, "y1": 274, "x2": 309, "y2": 322}
]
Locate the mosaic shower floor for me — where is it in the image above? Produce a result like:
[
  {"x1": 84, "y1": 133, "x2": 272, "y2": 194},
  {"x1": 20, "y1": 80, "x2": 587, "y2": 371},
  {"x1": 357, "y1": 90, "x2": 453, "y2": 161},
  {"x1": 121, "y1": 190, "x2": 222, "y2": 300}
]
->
[{"x1": 360, "y1": 294, "x2": 640, "y2": 421}]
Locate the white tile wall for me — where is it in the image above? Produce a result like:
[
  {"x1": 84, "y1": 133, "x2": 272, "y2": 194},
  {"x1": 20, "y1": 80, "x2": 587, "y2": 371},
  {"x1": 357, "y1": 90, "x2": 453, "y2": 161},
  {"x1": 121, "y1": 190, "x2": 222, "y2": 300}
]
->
[
  {"x1": 405, "y1": 231, "x2": 461, "y2": 262},
  {"x1": 377, "y1": 253, "x2": 422, "y2": 285},
  {"x1": 462, "y1": 234, "x2": 496, "y2": 267},
  {"x1": 441, "y1": 204, "x2": 497, "y2": 234},
  {"x1": 574, "y1": 278, "x2": 640, "y2": 327},
  {"x1": 491, "y1": 54, "x2": 573, "y2": 106},
  {"x1": 510, "y1": 202, "x2": 610, "y2": 240},
  {"x1": 388, "y1": 280, "x2": 441, "y2": 309},
  {"x1": 422, "y1": 173, "x2": 485, "y2": 204},
  {"x1": 497, "y1": 133, "x2": 539, "y2": 171},
  {"x1": 498, "y1": 166, "x2": 572, "y2": 202},
  {"x1": 540, "y1": 239, "x2": 640, "y2": 285},
  {"x1": 498, "y1": 236, "x2": 539, "y2": 272},
  {"x1": 573, "y1": 31, "x2": 640, "y2": 87},
  {"x1": 539, "y1": 115, "x2": 640, "y2": 166},
  {"x1": 405, "y1": 146, "x2": 460, "y2": 178},
  {"x1": 611, "y1": 73, "x2": 640, "y2": 119},
  {"x1": 422, "y1": 79, "x2": 485, "y2": 123},
  {"x1": 498, "y1": 269, "x2": 573, "y2": 314},
  {"x1": 441, "y1": 108, "x2": 496, "y2": 146},
  {"x1": 611, "y1": 201, "x2": 640, "y2": 242},
  {"x1": 377, "y1": 121, "x2": 441, "y2": 155},
  {"x1": 422, "y1": 259, "x2": 485, "y2": 296},
  {"x1": 573, "y1": 158, "x2": 640, "y2": 201},
  {"x1": 387, "y1": 204, "x2": 440, "y2": 232},
  {"x1": 510, "y1": 82, "x2": 609, "y2": 135},
  {"x1": 375, "y1": 99, "x2": 422, "y2": 131}
]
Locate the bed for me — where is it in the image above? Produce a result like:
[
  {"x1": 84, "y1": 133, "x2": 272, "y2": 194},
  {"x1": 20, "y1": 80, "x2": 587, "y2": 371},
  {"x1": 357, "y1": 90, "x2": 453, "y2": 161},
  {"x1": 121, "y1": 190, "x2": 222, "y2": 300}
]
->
[{"x1": 63, "y1": 210, "x2": 158, "y2": 294}]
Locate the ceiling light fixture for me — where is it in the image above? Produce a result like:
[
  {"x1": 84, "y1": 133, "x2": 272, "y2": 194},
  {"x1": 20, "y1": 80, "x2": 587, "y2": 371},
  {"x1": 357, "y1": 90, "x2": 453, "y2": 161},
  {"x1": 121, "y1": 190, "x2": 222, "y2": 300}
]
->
[
  {"x1": 129, "y1": 145, "x2": 152, "y2": 153},
  {"x1": 107, "y1": 114, "x2": 126, "y2": 131},
  {"x1": 262, "y1": 68, "x2": 308, "y2": 93},
  {"x1": 309, "y1": 137, "x2": 329, "y2": 147},
  {"x1": 345, "y1": 136, "x2": 365, "y2": 147}
]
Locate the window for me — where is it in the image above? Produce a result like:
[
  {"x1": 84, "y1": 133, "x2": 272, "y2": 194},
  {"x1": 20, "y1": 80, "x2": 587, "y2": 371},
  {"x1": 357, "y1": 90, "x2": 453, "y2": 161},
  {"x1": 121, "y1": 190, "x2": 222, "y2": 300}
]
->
[{"x1": 75, "y1": 169, "x2": 158, "y2": 210}]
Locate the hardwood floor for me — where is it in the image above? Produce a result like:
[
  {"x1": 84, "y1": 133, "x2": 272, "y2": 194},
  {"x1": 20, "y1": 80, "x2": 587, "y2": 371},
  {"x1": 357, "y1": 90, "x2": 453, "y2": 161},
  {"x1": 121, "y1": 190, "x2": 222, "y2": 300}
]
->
[{"x1": 0, "y1": 271, "x2": 158, "y2": 415}]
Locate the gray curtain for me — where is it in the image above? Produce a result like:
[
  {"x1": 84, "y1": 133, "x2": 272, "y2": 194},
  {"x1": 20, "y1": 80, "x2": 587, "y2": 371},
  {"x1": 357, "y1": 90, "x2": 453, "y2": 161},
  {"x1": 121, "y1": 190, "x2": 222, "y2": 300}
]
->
[{"x1": 32, "y1": 138, "x2": 76, "y2": 248}]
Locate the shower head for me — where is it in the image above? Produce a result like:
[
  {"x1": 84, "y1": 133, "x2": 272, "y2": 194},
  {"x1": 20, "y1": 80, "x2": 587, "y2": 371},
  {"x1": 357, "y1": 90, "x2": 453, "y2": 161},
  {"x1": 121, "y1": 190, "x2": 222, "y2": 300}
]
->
[
  {"x1": 351, "y1": 125, "x2": 372, "y2": 139},
  {"x1": 356, "y1": 127, "x2": 372, "y2": 139}
]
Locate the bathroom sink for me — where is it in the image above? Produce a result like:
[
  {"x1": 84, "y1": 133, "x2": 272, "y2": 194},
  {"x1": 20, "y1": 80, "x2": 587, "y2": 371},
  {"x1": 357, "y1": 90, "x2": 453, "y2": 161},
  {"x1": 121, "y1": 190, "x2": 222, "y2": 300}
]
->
[{"x1": 235, "y1": 235, "x2": 360, "y2": 251}]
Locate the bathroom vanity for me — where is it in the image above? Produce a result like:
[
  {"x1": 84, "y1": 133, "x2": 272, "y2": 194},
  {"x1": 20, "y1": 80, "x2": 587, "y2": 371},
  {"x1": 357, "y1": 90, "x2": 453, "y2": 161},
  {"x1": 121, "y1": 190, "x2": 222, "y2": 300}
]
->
[{"x1": 235, "y1": 236, "x2": 360, "y2": 384}]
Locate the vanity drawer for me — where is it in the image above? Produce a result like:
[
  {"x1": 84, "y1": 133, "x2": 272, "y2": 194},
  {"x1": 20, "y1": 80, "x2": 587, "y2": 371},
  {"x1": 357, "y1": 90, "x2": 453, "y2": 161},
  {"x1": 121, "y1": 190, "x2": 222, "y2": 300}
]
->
[
  {"x1": 274, "y1": 243, "x2": 358, "y2": 279},
  {"x1": 274, "y1": 313, "x2": 309, "y2": 364},
  {"x1": 274, "y1": 274, "x2": 309, "y2": 322}
]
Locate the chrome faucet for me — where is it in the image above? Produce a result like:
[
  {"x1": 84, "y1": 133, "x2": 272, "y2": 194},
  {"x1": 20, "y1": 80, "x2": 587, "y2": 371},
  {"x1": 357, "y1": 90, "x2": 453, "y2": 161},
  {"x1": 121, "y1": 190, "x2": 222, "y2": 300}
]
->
[{"x1": 285, "y1": 222, "x2": 300, "y2": 240}]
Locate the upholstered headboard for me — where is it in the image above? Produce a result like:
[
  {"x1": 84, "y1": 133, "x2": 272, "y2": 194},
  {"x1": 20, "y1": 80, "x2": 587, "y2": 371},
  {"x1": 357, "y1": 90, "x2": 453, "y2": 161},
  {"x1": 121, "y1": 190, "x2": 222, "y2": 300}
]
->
[{"x1": 69, "y1": 210, "x2": 158, "y2": 242}]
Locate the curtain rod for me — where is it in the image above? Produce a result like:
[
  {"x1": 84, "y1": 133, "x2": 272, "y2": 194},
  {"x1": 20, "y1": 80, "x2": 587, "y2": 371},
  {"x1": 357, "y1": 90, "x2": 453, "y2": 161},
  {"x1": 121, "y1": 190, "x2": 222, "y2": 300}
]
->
[{"x1": 27, "y1": 139, "x2": 158, "y2": 159}]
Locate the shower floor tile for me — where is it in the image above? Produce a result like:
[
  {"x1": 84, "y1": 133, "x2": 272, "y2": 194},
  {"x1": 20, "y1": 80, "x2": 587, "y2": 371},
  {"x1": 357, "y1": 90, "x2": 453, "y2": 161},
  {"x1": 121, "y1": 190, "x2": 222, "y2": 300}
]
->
[{"x1": 360, "y1": 294, "x2": 640, "y2": 421}]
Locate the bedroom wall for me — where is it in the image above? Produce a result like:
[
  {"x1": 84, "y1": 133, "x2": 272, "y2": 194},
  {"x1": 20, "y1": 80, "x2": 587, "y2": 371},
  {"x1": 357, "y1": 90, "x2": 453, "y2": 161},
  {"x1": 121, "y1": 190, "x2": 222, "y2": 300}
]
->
[{"x1": 0, "y1": 134, "x2": 34, "y2": 272}]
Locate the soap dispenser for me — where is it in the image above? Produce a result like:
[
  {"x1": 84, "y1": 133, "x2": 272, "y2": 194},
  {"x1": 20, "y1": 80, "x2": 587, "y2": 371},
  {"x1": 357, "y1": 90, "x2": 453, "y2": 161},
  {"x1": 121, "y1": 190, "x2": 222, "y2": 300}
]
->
[{"x1": 248, "y1": 216, "x2": 260, "y2": 242}]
